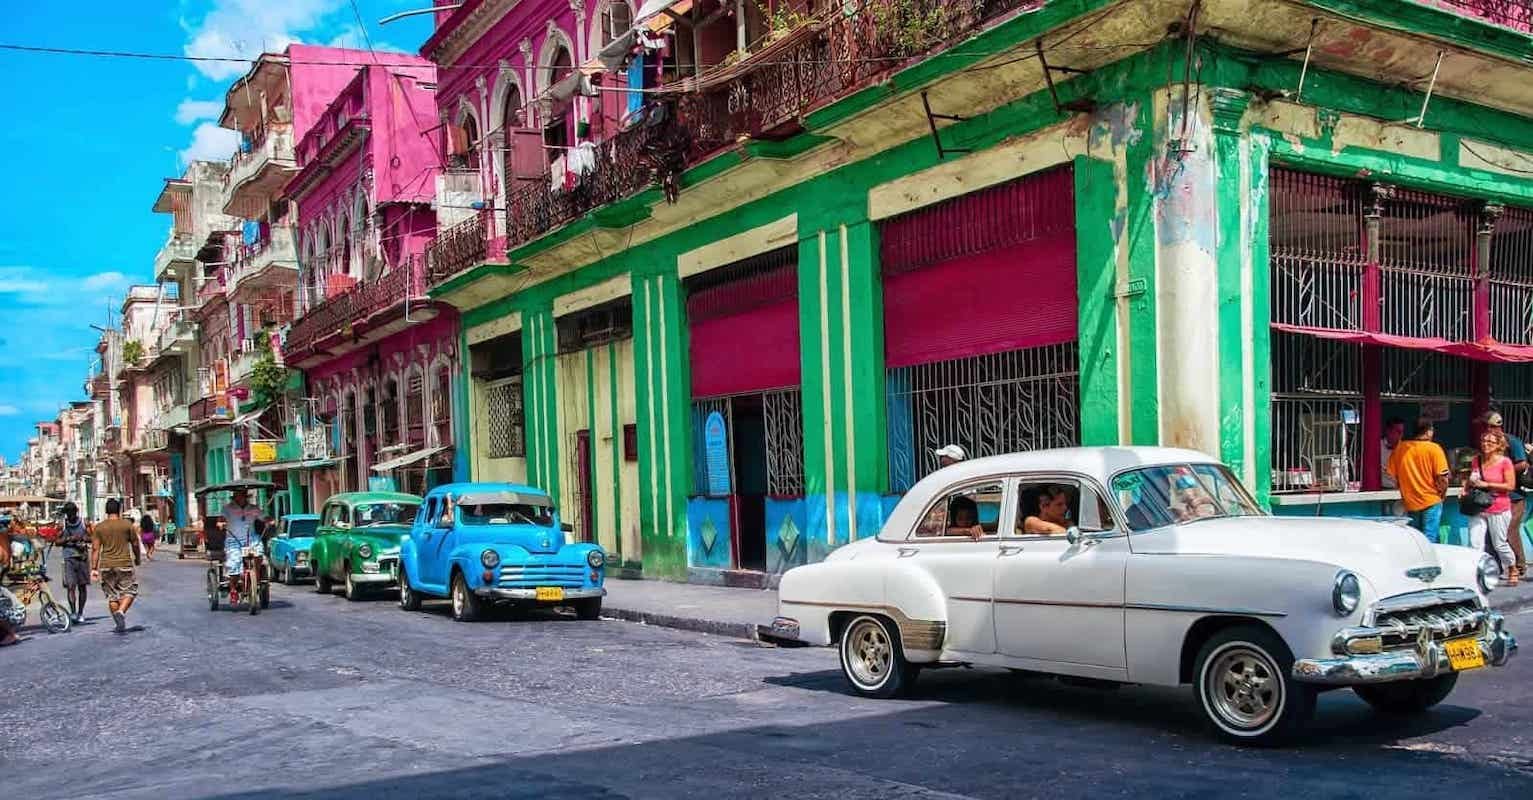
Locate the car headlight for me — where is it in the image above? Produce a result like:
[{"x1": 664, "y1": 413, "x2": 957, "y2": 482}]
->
[
  {"x1": 587, "y1": 550, "x2": 605, "y2": 569},
  {"x1": 1332, "y1": 571, "x2": 1361, "y2": 616},
  {"x1": 356, "y1": 543, "x2": 373, "y2": 559},
  {"x1": 481, "y1": 549, "x2": 501, "y2": 569},
  {"x1": 1478, "y1": 554, "x2": 1501, "y2": 593}
]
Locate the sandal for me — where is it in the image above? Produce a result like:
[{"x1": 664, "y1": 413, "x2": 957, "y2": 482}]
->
[{"x1": 1507, "y1": 570, "x2": 1521, "y2": 587}]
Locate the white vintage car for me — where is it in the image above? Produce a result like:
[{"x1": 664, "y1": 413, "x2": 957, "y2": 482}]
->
[{"x1": 769, "y1": 447, "x2": 1517, "y2": 744}]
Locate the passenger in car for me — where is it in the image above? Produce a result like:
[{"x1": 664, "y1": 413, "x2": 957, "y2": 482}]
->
[
  {"x1": 1170, "y1": 474, "x2": 1220, "y2": 521},
  {"x1": 945, "y1": 497, "x2": 986, "y2": 539},
  {"x1": 1020, "y1": 485, "x2": 1072, "y2": 534}
]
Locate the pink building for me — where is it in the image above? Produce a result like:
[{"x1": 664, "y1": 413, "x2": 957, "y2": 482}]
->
[{"x1": 281, "y1": 56, "x2": 459, "y2": 500}]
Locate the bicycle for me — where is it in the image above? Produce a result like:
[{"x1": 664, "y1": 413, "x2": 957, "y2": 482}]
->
[
  {"x1": 0, "y1": 566, "x2": 70, "y2": 633},
  {"x1": 207, "y1": 541, "x2": 269, "y2": 615}
]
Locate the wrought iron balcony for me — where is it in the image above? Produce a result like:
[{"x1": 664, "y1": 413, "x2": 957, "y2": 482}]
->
[
  {"x1": 227, "y1": 226, "x2": 298, "y2": 298},
  {"x1": 154, "y1": 232, "x2": 199, "y2": 282},
  {"x1": 1421, "y1": 0, "x2": 1533, "y2": 32},
  {"x1": 425, "y1": 210, "x2": 500, "y2": 287},
  {"x1": 224, "y1": 124, "x2": 298, "y2": 218},
  {"x1": 408, "y1": 0, "x2": 1032, "y2": 292},
  {"x1": 153, "y1": 315, "x2": 197, "y2": 361},
  {"x1": 285, "y1": 256, "x2": 428, "y2": 364},
  {"x1": 189, "y1": 395, "x2": 233, "y2": 427}
]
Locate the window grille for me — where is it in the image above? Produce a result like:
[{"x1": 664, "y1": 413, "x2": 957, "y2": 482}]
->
[
  {"x1": 1269, "y1": 169, "x2": 1365, "y2": 331},
  {"x1": 690, "y1": 389, "x2": 805, "y2": 497},
  {"x1": 557, "y1": 300, "x2": 633, "y2": 353},
  {"x1": 886, "y1": 341, "x2": 1079, "y2": 493},
  {"x1": 485, "y1": 378, "x2": 525, "y2": 458},
  {"x1": 1490, "y1": 206, "x2": 1533, "y2": 345}
]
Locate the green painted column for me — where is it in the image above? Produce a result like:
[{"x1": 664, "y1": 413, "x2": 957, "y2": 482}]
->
[
  {"x1": 1123, "y1": 95, "x2": 1160, "y2": 445},
  {"x1": 798, "y1": 219, "x2": 887, "y2": 559},
  {"x1": 1248, "y1": 133, "x2": 1274, "y2": 506},
  {"x1": 1074, "y1": 155, "x2": 1120, "y2": 446},
  {"x1": 286, "y1": 470, "x2": 303, "y2": 514},
  {"x1": 1211, "y1": 88, "x2": 1253, "y2": 480},
  {"x1": 631, "y1": 267, "x2": 690, "y2": 578},
  {"x1": 519, "y1": 303, "x2": 560, "y2": 500},
  {"x1": 454, "y1": 328, "x2": 473, "y2": 482}
]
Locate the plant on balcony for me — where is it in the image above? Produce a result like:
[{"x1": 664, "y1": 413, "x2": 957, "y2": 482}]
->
[
  {"x1": 248, "y1": 330, "x2": 290, "y2": 404},
  {"x1": 122, "y1": 340, "x2": 145, "y2": 366},
  {"x1": 758, "y1": 0, "x2": 814, "y2": 41},
  {"x1": 868, "y1": 0, "x2": 965, "y2": 56}
]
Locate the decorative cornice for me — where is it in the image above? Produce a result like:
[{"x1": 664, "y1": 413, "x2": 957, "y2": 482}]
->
[
  {"x1": 428, "y1": 0, "x2": 517, "y2": 67},
  {"x1": 1208, "y1": 87, "x2": 1250, "y2": 136}
]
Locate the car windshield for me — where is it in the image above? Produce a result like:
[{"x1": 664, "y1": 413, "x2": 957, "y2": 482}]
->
[
  {"x1": 458, "y1": 502, "x2": 554, "y2": 527},
  {"x1": 1111, "y1": 463, "x2": 1264, "y2": 531},
  {"x1": 285, "y1": 519, "x2": 319, "y2": 537},
  {"x1": 354, "y1": 503, "x2": 419, "y2": 527}
]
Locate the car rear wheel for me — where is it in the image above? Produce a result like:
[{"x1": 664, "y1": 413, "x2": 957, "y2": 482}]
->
[
  {"x1": 838, "y1": 615, "x2": 918, "y2": 699},
  {"x1": 574, "y1": 597, "x2": 602, "y2": 621},
  {"x1": 1354, "y1": 674, "x2": 1459, "y2": 715},
  {"x1": 1194, "y1": 626, "x2": 1315, "y2": 746},
  {"x1": 450, "y1": 572, "x2": 482, "y2": 622},
  {"x1": 398, "y1": 566, "x2": 422, "y2": 612}
]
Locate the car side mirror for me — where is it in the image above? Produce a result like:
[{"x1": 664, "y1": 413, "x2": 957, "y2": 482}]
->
[{"x1": 1065, "y1": 526, "x2": 1082, "y2": 545}]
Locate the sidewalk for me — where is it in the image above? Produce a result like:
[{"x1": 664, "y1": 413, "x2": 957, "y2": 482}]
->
[
  {"x1": 602, "y1": 578, "x2": 778, "y2": 640},
  {"x1": 601, "y1": 576, "x2": 1533, "y2": 642}
]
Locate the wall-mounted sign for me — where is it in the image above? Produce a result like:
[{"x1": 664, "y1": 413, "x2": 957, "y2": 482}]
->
[
  {"x1": 250, "y1": 440, "x2": 278, "y2": 464},
  {"x1": 704, "y1": 411, "x2": 731, "y2": 497}
]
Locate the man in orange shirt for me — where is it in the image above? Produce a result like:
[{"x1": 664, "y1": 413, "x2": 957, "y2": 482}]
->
[{"x1": 1387, "y1": 418, "x2": 1451, "y2": 538}]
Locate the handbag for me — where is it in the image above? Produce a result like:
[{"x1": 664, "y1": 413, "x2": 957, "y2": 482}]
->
[{"x1": 1460, "y1": 488, "x2": 1495, "y2": 516}]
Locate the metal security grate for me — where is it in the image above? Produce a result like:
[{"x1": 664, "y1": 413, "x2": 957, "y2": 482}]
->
[
  {"x1": 1269, "y1": 169, "x2": 1365, "y2": 331},
  {"x1": 485, "y1": 378, "x2": 525, "y2": 459},
  {"x1": 887, "y1": 342, "x2": 1079, "y2": 493},
  {"x1": 690, "y1": 390, "x2": 806, "y2": 497}
]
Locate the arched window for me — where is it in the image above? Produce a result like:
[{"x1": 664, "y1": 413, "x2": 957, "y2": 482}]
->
[
  {"x1": 381, "y1": 377, "x2": 400, "y2": 445},
  {"x1": 593, "y1": 2, "x2": 633, "y2": 135},
  {"x1": 458, "y1": 113, "x2": 481, "y2": 170},
  {"x1": 405, "y1": 366, "x2": 426, "y2": 445},
  {"x1": 597, "y1": 1, "x2": 633, "y2": 49},
  {"x1": 338, "y1": 213, "x2": 353, "y2": 280},
  {"x1": 503, "y1": 81, "x2": 526, "y2": 130},
  {"x1": 362, "y1": 383, "x2": 378, "y2": 470},
  {"x1": 341, "y1": 390, "x2": 358, "y2": 491},
  {"x1": 546, "y1": 43, "x2": 574, "y2": 89}
]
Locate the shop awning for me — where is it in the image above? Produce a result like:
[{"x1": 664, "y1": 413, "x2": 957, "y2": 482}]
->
[
  {"x1": 1273, "y1": 324, "x2": 1533, "y2": 364},
  {"x1": 249, "y1": 457, "x2": 339, "y2": 473},
  {"x1": 371, "y1": 445, "x2": 450, "y2": 473}
]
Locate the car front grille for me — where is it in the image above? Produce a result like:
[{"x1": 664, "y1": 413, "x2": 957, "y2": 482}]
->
[
  {"x1": 498, "y1": 564, "x2": 586, "y2": 588},
  {"x1": 1374, "y1": 599, "x2": 1485, "y2": 649}
]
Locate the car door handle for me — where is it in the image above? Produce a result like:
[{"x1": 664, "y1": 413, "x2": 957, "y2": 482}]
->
[
  {"x1": 896, "y1": 546, "x2": 919, "y2": 558},
  {"x1": 998, "y1": 545, "x2": 1025, "y2": 556}
]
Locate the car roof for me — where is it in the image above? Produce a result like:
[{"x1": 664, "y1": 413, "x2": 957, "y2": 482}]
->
[
  {"x1": 423, "y1": 482, "x2": 550, "y2": 499},
  {"x1": 925, "y1": 446, "x2": 1219, "y2": 485},
  {"x1": 323, "y1": 491, "x2": 422, "y2": 505}
]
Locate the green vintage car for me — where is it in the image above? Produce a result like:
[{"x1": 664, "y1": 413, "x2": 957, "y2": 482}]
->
[{"x1": 310, "y1": 491, "x2": 422, "y2": 601}]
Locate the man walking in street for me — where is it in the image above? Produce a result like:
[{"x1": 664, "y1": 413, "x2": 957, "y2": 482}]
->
[
  {"x1": 57, "y1": 501, "x2": 92, "y2": 624},
  {"x1": 1388, "y1": 418, "x2": 1451, "y2": 538},
  {"x1": 90, "y1": 499, "x2": 142, "y2": 634},
  {"x1": 1480, "y1": 411, "x2": 1529, "y2": 581}
]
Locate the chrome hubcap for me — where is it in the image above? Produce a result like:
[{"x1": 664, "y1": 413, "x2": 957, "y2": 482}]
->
[
  {"x1": 1206, "y1": 646, "x2": 1281, "y2": 731},
  {"x1": 845, "y1": 620, "x2": 892, "y2": 688},
  {"x1": 453, "y1": 582, "x2": 464, "y2": 616}
]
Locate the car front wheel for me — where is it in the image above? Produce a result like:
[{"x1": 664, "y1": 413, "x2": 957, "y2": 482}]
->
[
  {"x1": 450, "y1": 572, "x2": 481, "y2": 622},
  {"x1": 1354, "y1": 674, "x2": 1459, "y2": 715},
  {"x1": 344, "y1": 568, "x2": 364, "y2": 602},
  {"x1": 838, "y1": 615, "x2": 918, "y2": 699},
  {"x1": 1194, "y1": 626, "x2": 1315, "y2": 746},
  {"x1": 315, "y1": 564, "x2": 333, "y2": 594}
]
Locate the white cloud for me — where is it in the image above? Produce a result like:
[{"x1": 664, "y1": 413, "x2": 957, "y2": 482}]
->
[
  {"x1": 181, "y1": 0, "x2": 339, "y2": 80},
  {"x1": 0, "y1": 273, "x2": 48, "y2": 294},
  {"x1": 179, "y1": 122, "x2": 240, "y2": 166},
  {"x1": 0, "y1": 405, "x2": 18, "y2": 417},
  {"x1": 81, "y1": 272, "x2": 131, "y2": 292},
  {"x1": 175, "y1": 99, "x2": 225, "y2": 125}
]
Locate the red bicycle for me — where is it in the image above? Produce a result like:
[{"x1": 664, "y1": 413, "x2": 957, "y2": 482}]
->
[{"x1": 206, "y1": 543, "x2": 269, "y2": 615}]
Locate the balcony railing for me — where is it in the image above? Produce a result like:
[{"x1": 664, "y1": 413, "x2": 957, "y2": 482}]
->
[
  {"x1": 286, "y1": 256, "x2": 427, "y2": 358},
  {"x1": 228, "y1": 226, "x2": 298, "y2": 294},
  {"x1": 225, "y1": 124, "x2": 297, "y2": 216},
  {"x1": 1421, "y1": 0, "x2": 1533, "y2": 32},
  {"x1": 425, "y1": 210, "x2": 499, "y2": 286},
  {"x1": 197, "y1": 270, "x2": 228, "y2": 304},
  {"x1": 155, "y1": 315, "x2": 196, "y2": 357},
  {"x1": 154, "y1": 233, "x2": 199, "y2": 281},
  {"x1": 190, "y1": 395, "x2": 232, "y2": 425},
  {"x1": 418, "y1": 0, "x2": 1030, "y2": 290}
]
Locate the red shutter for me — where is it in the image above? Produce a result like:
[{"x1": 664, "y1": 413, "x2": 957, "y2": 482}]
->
[
  {"x1": 879, "y1": 167, "x2": 1077, "y2": 368},
  {"x1": 688, "y1": 263, "x2": 800, "y2": 397}
]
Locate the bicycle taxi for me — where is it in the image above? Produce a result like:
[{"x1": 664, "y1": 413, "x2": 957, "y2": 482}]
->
[
  {"x1": 1, "y1": 513, "x2": 69, "y2": 633},
  {"x1": 195, "y1": 479, "x2": 276, "y2": 615}
]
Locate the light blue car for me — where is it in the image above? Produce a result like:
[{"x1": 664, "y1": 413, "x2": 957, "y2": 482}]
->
[
  {"x1": 268, "y1": 514, "x2": 321, "y2": 585},
  {"x1": 395, "y1": 483, "x2": 606, "y2": 622}
]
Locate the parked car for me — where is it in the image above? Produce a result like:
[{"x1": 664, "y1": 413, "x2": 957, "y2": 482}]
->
[
  {"x1": 310, "y1": 492, "x2": 421, "y2": 601},
  {"x1": 267, "y1": 514, "x2": 321, "y2": 585},
  {"x1": 395, "y1": 482, "x2": 606, "y2": 622},
  {"x1": 766, "y1": 446, "x2": 1517, "y2": 745}
]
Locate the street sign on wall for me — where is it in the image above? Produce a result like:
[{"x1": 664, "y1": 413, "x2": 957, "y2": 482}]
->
[
  {"x1": 704, "y1": 411, "x2": 731, "y2": 497},
  {"x1": 250, "y1": 440, "x2": 278, "y2": 464}
]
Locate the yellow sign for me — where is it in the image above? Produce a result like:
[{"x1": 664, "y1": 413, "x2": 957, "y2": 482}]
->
[{"x1": 250, "y1": 440, "x2": 278, "y2": 464}]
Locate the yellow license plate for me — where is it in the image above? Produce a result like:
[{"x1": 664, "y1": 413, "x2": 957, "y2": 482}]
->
[
  {"x1": 535, "y1": 587, "x2": 564, "y2": 602},
  {"x1": 1445, "y1": 637, "x2": 1485, "y2": 671}
]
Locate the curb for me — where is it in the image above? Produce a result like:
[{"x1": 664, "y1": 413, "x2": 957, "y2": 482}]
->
[{"x1": 601, "y1": 606, "x2": 760, "y2": 641}]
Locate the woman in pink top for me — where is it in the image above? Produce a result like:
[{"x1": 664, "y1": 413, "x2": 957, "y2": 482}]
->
[{"x1": 1467, "y1": 430, "x2": 1519, "y2": 585}]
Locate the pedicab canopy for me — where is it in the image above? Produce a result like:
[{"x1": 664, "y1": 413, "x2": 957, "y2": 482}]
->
[{"x1": 194, "y1": 479, "x2": 278, "y2": 497}]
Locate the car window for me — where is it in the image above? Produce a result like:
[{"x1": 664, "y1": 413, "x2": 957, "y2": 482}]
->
[
  {"x1": 1112, "y1": 463, "x2": 1264, "y2": 532},
  {"x1": 286, "y1": 518, "x2": 318, "y2": 537},
  {"x1": 459, "y1": 502, "x2": 554, "y2": 527},
  {"x1": 913, "y1": 482, "x2": 1004, "y2": 539},
  {"x1": 1010, "y1": 479, "x2": 1115, "y2": 536},
  {"x1": 354, "y1": 502, "x2": 420, "y2": 527}
]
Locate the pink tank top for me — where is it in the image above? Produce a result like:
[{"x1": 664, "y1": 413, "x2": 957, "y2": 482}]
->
[{"x1": 1474, "y1": 456, "x2": 1514, "y2": 515}]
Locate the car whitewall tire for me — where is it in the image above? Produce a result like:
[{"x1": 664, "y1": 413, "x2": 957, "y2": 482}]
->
[
  {"x1": 1193, "y1": 626, "x2": 1315, "y2": 746},
  {"x1": 838, "y1": 615, "x2": 918, "y2": 699}
]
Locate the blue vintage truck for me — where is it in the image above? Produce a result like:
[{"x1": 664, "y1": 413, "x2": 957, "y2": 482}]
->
[{"x1": 394, "y1": 482, "x2": 606, "y2": 622}]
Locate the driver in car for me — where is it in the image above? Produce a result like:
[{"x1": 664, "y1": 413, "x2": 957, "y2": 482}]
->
[
  {"x1": 223, "y1": 488, "x2": 263, "y2": 579},
  {"x1": 1169, "y1": 473, "x2": 1220, "y2": 522}
]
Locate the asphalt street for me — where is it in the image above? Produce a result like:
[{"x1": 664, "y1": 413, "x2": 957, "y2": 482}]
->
[{"x1": 5, "y1": 556, "x2": 1533, "y2": 799}]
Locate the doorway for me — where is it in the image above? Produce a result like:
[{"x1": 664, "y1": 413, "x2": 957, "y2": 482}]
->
[
  {"x1": 729, "y1": 396, "x2": 767, "y2": 572},
  {"x1": 575, "y1": 429, "x2": 594, "y2": 543}
]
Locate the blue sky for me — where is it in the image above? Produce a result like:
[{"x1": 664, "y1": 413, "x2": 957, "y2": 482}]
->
[{"x1": 0, "y1": 1, "x2": 434, "y2": 463}]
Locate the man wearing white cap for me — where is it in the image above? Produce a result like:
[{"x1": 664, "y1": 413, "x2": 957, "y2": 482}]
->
[{"x1": 934, "y1": 444, "x2": 967, "y2": 468}]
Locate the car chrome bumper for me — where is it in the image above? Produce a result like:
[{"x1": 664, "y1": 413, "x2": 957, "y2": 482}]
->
[
  {"x1": 474, "y1": 587, "x2": 606, "y2": 601},
  {"x1": 1293, "y1": 611, "x2": 1517, "y2": 685},
  {"x1": 348, "y1": 572, "x2": 398, "y2": 584}
]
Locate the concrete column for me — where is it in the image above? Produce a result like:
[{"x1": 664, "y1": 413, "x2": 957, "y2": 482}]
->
[
  {"x1": 631, "y1": 267, "x2": 689, "y2": 579},
  {"x1": 1210, "y1": 88, "x2": 1254, "y2": 481},
  {"x1": 796, "y1": 220, "x2": 887, "y2": 561}
]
